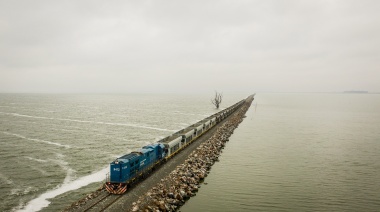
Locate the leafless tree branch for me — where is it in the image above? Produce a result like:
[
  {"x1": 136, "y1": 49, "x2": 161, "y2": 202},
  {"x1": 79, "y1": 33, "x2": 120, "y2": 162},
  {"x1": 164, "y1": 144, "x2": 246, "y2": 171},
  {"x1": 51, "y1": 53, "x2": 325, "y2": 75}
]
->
[{"x1": 211, "y1": 91, "x2": 223, "y2": 109}]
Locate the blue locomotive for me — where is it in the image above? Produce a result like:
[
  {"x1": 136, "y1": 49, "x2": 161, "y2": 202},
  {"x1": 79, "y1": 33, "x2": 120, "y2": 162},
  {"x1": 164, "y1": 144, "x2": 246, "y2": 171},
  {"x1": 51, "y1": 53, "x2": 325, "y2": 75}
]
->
[
  {"x1": 105, "y1": 143, "x2": 166, "y2": 194},
  {"x1": 105, "y1": 96, "x2": 250, "y2": 194}
]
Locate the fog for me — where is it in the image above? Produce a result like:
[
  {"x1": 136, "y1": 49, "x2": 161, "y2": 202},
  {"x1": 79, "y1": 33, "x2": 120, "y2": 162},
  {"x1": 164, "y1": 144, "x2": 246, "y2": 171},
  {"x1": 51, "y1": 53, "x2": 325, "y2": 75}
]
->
[{"x1": 1, "y1": 0, "x2": 379, "y2": 93}]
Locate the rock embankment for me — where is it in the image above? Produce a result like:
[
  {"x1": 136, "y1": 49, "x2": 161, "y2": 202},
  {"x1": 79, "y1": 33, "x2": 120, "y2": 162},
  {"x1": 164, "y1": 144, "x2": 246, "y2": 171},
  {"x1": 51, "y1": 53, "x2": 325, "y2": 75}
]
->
[{"x1": 130, "y1": 101, "x2": 252, "y2": 212}]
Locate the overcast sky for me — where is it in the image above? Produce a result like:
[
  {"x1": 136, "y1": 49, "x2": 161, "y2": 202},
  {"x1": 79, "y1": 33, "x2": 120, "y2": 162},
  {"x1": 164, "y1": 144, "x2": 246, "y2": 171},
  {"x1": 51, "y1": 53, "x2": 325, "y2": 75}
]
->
[{"x1": 0, "y1": 0, "x2": 379, "y2": 93}]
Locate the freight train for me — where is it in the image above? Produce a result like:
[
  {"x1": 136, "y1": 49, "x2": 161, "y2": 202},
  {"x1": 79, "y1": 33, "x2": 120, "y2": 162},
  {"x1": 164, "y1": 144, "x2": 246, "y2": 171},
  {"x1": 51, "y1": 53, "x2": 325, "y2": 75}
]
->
[{"x1": 105, "y1": 98, "x2": 247, "y2": 194}]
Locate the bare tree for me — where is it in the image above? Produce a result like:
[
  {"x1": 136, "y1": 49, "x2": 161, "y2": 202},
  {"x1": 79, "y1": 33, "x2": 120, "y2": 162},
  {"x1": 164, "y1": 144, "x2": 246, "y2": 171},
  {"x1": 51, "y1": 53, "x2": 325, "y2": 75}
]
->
[{"x1": 211, "y1": 91, "x2": 223, "y2": 109}]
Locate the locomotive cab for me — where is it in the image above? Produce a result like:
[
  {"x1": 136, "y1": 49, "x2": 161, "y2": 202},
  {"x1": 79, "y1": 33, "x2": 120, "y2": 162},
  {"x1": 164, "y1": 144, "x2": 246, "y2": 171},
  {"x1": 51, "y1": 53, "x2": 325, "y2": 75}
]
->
[{"x1": 110, "y1": 160, "x2": 122, "y2": 182}]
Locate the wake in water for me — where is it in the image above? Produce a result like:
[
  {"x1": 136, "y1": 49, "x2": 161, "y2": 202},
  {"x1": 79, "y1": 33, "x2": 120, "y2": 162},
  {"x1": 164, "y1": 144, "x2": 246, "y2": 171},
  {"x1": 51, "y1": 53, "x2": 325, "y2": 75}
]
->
[
  {"x1": 0, "y1": 111, "x2": 175, "y2": 132},
  {"x1": 2, "y1": 131, "x2": 71, "y2": 148},
  {"x1": 16, "y1": 167, "x2": 108, "y2": 212},
  {"x1": 24, "y1": 157, "x2": 48, "y2": 163},
  {"x1": 0, "y1": 94, "x2": 220, "y2": 212}
]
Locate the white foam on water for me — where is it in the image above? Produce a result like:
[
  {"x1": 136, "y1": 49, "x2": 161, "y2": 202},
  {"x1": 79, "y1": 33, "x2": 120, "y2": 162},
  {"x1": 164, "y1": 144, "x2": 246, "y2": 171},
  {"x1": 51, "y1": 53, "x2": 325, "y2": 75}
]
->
[
  {"x1": 172, "y1": 111, "x2": 199, "y2": 116},
  {"x1": 120, "y1": 137, "x2": 134, "y2": 143},
  {"x1": 2, "y1": 132, "x2": 71, "y2": 148},
  {"x1": 10, "y1": 187, "x2": 39, "y2": 197},
  {"x1": 53, "y1": 153, "x2": 76, "y2": 184},
  {"x1": 154, "y1": 136, "x2": 165, "y2": 141},
  {"x1": 182, "y1": 122, "x2": 191, "y2": 125},
  {"x1": 49, "y1": 127, "x2": 77, "y2": 132},
  {"x1": 23, "y1": 187, "x2": 34, "y2": 195},
  {"x1": 0, "y1": 112, "x2": 53, "y2": 120},
  {"x1": 16, "y1": 167, "x2": 109, "y2": 212},
  {"x1": 30, "y1": 166, "x2": 48, "y2": 176},
  {"x1": 109, "y1": 154, "x2": 122, "y2": 159},
  {"x1": 24, "y1": 157, "x2": 48, "y2": 163},
  {"x1": 132, "y1": 124, "x2": 175, "y2": 132},
  {"x1": 11, "y1": 188, "x2": 21, "y2": 196},
  {"x1": 0, "y1": 111, "x2": 175, "y2": 132},
  {"x1": 91, "y1": 120, "x2": 175, "y2": 132},
  {"x1": 41, "y1": 110, "x2": 56, "y2": 113}
]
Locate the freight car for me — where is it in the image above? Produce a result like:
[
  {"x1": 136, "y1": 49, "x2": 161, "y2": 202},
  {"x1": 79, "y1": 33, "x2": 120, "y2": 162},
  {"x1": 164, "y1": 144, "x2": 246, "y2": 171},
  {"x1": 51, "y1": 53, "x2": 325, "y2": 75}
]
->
[{"x1": 105, "y1": 98, "x2": 247, "y2": 194}]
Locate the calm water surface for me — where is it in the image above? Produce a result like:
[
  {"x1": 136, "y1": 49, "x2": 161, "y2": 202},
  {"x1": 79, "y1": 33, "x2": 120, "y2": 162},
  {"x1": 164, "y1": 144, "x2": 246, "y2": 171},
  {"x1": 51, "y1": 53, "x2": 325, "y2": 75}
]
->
[{"x1": 182, "y1": 93, "x2": 380, "y2": 211}]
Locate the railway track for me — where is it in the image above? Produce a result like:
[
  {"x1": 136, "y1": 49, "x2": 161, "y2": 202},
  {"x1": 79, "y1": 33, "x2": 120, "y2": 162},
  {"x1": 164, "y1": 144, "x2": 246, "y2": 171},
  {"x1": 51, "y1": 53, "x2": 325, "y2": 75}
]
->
[
  {"x1": 80, "y1": 168, "x2": 158, "y2": 211},
  {"x1": 69, "y1": 97, "x2": 252, "y2": 211},
  {"x1": 82, "y1": 192, "x2": 122, "y2": 212}
]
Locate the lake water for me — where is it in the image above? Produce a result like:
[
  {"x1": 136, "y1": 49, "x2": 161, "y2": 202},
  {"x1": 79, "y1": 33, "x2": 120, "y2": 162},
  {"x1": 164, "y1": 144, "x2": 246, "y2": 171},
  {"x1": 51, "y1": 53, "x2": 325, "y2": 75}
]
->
[
  {"x1": 182, "y1": 93, "x2": 380, "y2": 211},
  {"x1": 0, "y1": 93, "x2": 243, "y2": 212},
  {"x1": 1, "y1": 93, "x2": 379, "y2": 211}
]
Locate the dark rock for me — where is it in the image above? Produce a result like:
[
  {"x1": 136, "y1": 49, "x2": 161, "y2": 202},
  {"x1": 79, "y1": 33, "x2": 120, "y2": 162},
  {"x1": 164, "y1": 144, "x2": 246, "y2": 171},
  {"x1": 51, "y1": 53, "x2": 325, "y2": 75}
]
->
[{"x1": 167, "y1": 192, "x2": 174, "y2": 199}]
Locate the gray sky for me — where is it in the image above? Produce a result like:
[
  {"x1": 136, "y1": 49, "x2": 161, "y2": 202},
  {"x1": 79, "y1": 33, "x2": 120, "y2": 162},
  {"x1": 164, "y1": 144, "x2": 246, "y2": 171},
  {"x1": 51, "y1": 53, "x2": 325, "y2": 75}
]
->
[{"x1": 1, "y1": 0, "x2": 379, "y2": 93}]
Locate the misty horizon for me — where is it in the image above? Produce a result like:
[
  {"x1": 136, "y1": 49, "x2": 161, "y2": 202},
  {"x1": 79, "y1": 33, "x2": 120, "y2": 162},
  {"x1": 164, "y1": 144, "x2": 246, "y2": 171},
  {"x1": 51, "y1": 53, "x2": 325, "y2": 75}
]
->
[{"x1": 1, "y1": 1, "x2": 379, "y2": 93}]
